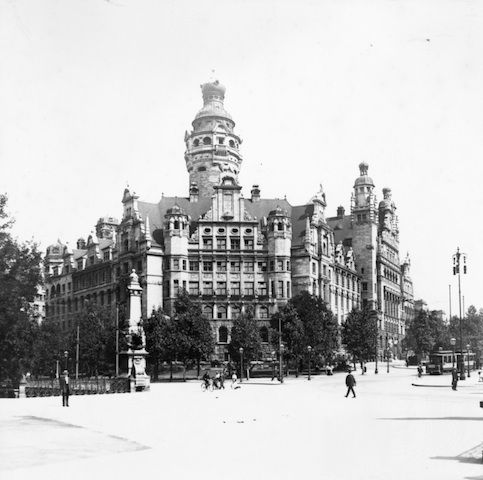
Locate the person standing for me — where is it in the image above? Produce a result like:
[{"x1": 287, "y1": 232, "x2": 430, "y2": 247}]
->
[
  {"x1": 451, "y1": 368, "x2": 458, "y2": 391},
  {"x1": 345, "y1": 369, "x2": 356, "y2": 398},
  {"x1": 59, "y1": 370, "x2": 70, "y2": 406}
]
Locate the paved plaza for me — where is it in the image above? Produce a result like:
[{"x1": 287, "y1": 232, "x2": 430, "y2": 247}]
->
[{"x1": 1, "y1": 363, "x2": 482, "y2": 480}]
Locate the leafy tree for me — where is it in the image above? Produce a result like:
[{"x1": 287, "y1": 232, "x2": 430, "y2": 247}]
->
[
  {"x1": 0, "y1": 194, "x2": 43, "y2": 383},
  {"x1": 31, "y1": 318, "x2": 67, "y2": 377},
  {"x1": 402, "y1": 309, "x2": 436, "y2": 361},
  {"x1": 341, "y1": 306, "x2": 378, "y2": 371},
  {"x1": 229, "y1": 307, "x2": 263, "y2": 370},
  {"x1": 270, "y1": 304, "x2": 305, "y2": 375},
  {"x1": 288, "y1": 291, "x2": 340, "y2": 366},
  {"x1": 68, "y1": 302, "x2": 116, "y2": 377},
  {"x1": 173, "y1": 292, "x2": 215, "y2": 376}
]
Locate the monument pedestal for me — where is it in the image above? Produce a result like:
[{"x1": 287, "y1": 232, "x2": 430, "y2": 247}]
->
[{"x1": 119, "y1": 347, "x2": 150, "y2": 392}]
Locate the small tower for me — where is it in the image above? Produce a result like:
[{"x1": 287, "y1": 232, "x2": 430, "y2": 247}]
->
[
  {"x1": 163, "y1": 203, "x2": 190, "y2": 314},
  {"x1": 267, "y1": 206, "x2": 292, "y2": 300},
  {"x1": 184, "y1": 80, "x2": 243, "y2": 197}
]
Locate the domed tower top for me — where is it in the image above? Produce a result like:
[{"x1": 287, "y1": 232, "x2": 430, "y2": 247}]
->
[
  {"x1": 353, "y1": 162, "x2": 375, "y2": 208},
  {"x1": 185, "y1": 79, "x2": 243, "y2": 198}
]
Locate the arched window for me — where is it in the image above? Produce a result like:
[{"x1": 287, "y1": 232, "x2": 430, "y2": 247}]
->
[
  {"x1": 51, "y1": 286, "x2": 55, "y2": 298},
  {"x1": 56, "y1": 284, "x2": 61, "y2": 296},
  {"x1": 203, "y1": 305, "x2": 213, "y2": 318},
  {"x1": 174, "y1": 220, "x2": 180, "y2": 229},
  {"x1": 229, "y1": 139, "x2": 235, "y2": 148},
  {"x1": 219, "y1": 326, "x2": 228, "y2": 343},
  {"x1": 260, "y1": 326, "x2": 269, "y2": 343},
  {"x1": 259, "y1": 306, "x2": 269, "y2": 319},
  {"x1": 203, "y1": 137, "x2": 211, "y2": 145},
  {"x1": 277, "y1": 222, "x2": 284, "y2": 231},
  {"x1": 198, "y1": 166, "x2": 206, "y2": 172},
  {"x1": 231, "y1": 305, "x2": 241, "y2": 319},
  {"x1": 193, "y1": 139, "x2": 200, "y2": 147},
  {"x1": 217, "y1": 305, "x2": 227, "y2": 319}
]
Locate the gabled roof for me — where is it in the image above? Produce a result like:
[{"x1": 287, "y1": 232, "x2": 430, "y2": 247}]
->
[{"x1": 327, "y1": 214, "x2": 353, "y2": 246}]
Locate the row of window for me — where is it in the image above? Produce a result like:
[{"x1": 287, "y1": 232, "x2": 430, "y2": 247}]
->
[
  {"x1": 46, "y1": 289, "x2": 113, "y2": 316},
  {"x1": 182, "y1": 259, "x2": 291, "y2": 272},
  {"x1": 217, "y1": 325, "x2": 269, "y2": 344},
  {"x1": 202, "y1": 237, "x2": 254, "y2": 250},
  {"x1": 173, "y1": 279, "x2": 291, "y2": 298},
  {"x1": 201, "y1": 304, "x2": 270, "y2": 320}
]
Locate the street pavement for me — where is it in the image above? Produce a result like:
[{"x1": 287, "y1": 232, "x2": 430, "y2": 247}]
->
[{"x1": 1, "y1": 361, "x2": 482, "y2": 480}]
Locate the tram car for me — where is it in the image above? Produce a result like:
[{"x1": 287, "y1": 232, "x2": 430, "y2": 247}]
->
[{"x1": 426, "y1": 350, "x2": 476, "y2": 375}]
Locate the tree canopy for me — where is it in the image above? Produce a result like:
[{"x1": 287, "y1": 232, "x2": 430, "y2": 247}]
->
[
  {"x1": 0, "y1": 194, "x2": 43, "y2": 383},
  {"x1": 341, "y1": 306, "x2": 378, "y2": 364}
]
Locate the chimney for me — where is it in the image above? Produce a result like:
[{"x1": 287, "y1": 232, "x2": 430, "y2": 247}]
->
[
  {"x1": 77, "y1": 238, "x2": 86, "y2": 249},
  {"x1": 251, "y1": 184, "x2": 260, "y2": 202},
  {"x1": 337, "y1": 206, "x2": 345, "y2": 218}
]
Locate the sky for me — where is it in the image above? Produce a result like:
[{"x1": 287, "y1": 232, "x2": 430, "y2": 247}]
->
[{"x1": 1, "y1": 0, "x2": 482, "y2": 313}]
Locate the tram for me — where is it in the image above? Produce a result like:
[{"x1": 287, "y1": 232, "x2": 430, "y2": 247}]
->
[{"x1": 426, "y1": 350, "x2": 476, "y2": 375}]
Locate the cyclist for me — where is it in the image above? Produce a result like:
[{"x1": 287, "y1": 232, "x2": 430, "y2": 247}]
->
[
  {"x1": 202, "y1": 371, "x2": 211, "y2": 388},
  {"x1": 213, "y1": 371, "x2": 221, "y2": 389}
]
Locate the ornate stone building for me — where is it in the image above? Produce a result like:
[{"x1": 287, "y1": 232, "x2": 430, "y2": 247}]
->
[{"x1": 44, "y1": 79, "x2": 414, "y2": 361}]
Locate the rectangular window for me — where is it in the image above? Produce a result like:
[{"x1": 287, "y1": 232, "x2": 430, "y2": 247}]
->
[
  {"x1": 257, "y1": 282, "x2": 267, "y2": 296},
  {"x1": 230, "y1": 238, "x2": 240, "y2": 250},
  {"x1": 90, "y1": 256, "x2": 95, "y2": 266},
  {"x1": 173, "y1": 259, "x2": 179, "y2": 270},
  {"x1": 103, "y1": 251, "x2": 110, "y2": 261},
  {"x1": 189, "y1": 260, "x2": 199, "y2": 271},
  {"x1": 62, "y1": 284, "x2": 66, "y2": 293},
  {"x1": 189, "y1": 282, "x2": 199, "y2": 296},
  {"x1": 182, "y1": 259, "x2": 187, "y2": 270},
  {"x1": 230, "y1": 282, "x2": 240, "y2": 295},
  {"x1": 216, "y1": 282, "x2": 227, "y2": 295},
  {"x1": 362, "y1": 282, "x2": 368, "y2": 291},
  {"x1": 244, "y1": 282, "x2": 254, "y2": 296},
  {"x1": 202, "y1": 238, "x2": 213, "y2": 249},
  {"x1": 77, "y1": 260, "x2": 83, "y2": 271},
  {"x1": 137, "y1": 260, "x2": 142, "y2": 273},
  {"x1": 270, "y1": 260, "x2": 274, "y2": 271},
  {"x1": 257, "y1": 262, "x2": 267, "y2": 272},
  {"x1": 278, "y1": 281, "x2": 284, "y2": 297},
  {"x1": 278, "y1": 260, "x2": 284, "y2": 271},
  {"x1": 216, "y1": 238, "x2": 227, "y2": 250},
  {"x1": 173, "y1": 280, "x2": 179, "y2": 296},
  {"x1": 312, "y1": 262, "x2": 316, "y2": 274},
  {"x1": 216, "y1": 261, "x2": 227, "y2": 272},
  {"x1": 230, "y1": 261, "x2": 240, "y2": 272},
  {"x1": 203, "y1": 282, "x2": 213, "y2": 295},
  {"x1": 287, "y1": 281, "x2": 291, "y2": 298},
  {"x1": 67, "y1": 282, "x2": 72, "y2": 292},
  {"x1": 244, "y1": 238, "x2": 254, "y2": 250},
  {"x1": 287, "y1": 260, "x2": 291, "y2": 271},
  {"x1": 203, "y1": 261, "x2": 213, "y2": 272},
  {"x1": 244, "y1": 261, "x2": 254, "y2": 272}
]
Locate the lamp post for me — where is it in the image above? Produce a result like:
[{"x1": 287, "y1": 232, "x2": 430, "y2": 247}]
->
[
  {"x1": 63, "y1": 350, "x2": 68, "y2": 372},
  {"x1": 375, "y1": 335, "x2": 379, "y2": 374},
  {"x1": 279, "y1": 344, "x2": 285, "y2": 383},
  {"x1": 386, "y1": 335, "x2": 390, "y2": 373},
  {"x1": 453, "y1": 247, "x2": 467, "y2": 380},
  {"x1": 450, "y1": 337, "x2": 456, "y2": 370},
  {"x1": 271, "y1": 351, "x2": 276, "y2": 380},
  {"x1": 466, "y1": 344, "x2": 471, "y2": 377},
  {"x1": 307, "y1": 346, "x2": 312, "y2": 381},
  {"x1": 239, "y1": 347, "x2": 244, "y2": 383}
]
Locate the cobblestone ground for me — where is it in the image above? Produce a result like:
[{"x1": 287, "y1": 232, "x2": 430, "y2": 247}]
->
[{"x1": 1, "y1": 363, "x2": 482, "y2": 480}]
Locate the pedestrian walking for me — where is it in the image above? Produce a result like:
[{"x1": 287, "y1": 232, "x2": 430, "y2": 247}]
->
[
  {"x1": 451, "y1": 368, "x2": 458, "y2": 391},
  {"x1": 345, "y1": 369, "x2": 356, "y2": 398},
  {"x1": 59, "y1": 370, "x2": 70, "y2": 406}
]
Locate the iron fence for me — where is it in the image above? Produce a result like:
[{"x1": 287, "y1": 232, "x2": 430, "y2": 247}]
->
[{"x1": 25, "y1": 377, "x2": 130, "y2": 397}]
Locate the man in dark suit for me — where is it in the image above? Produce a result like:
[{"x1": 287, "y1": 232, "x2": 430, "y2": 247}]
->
[
  {"x1": 345, "y1": 369, "x2": 356, "y2": 398},
  {"x1": 59, "y1": 370, "x2": 70, "y2": 406}
]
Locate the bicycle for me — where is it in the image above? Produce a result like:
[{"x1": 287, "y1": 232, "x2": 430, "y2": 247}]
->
[{"x1": 201, "y1": 380, "x2": 213, "y2": 392}]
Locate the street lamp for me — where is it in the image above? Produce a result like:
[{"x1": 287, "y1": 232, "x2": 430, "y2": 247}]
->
[
  {"x1": 453, "y1": 247, "x2": 467, "y2": 380},
  {"x1": 375, "y1": 335, "x2": 379, "y2": 374},
  {"x1": 239, "y1": 347, "x2": 244, "y2": 383},
  {"x1": 271, "y1": 351, "x2": 276, "y2": 380},
  {"x1": 279, "y1": 344, "x2": 285, "y2": 383},
  {"x1": 307, "y1": 346, "x2": 312, "y2": 381},
  {"x1": 466, "y1": 344, "x2": 471, "y2": 378},
  {"x1": 63, "y1": 350, "x2": 68, "y2": 372},
  {"x1": 450, "y1": 337, "x2": 456, "y2": 370},
  {"x1": 386, "y1": 335, "x2": 390, "y2": 373}
]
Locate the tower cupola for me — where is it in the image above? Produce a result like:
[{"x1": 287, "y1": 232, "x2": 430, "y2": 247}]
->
[{"x1": 184, "y1": 80, "x2": 243, "y2": 198}]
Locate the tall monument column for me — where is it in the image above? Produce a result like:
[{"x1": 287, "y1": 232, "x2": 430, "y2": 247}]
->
[{"x1": 119, "y1": 270, "x2": 150, "y2": 392}]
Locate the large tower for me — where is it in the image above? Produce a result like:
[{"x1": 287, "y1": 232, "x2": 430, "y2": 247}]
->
[
  {"x1": 350, "y1": 162, "x2": 378, "y2": 309},
  {"x1": 184, "y1": 80, "x2": 243, "y2": 198}
]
